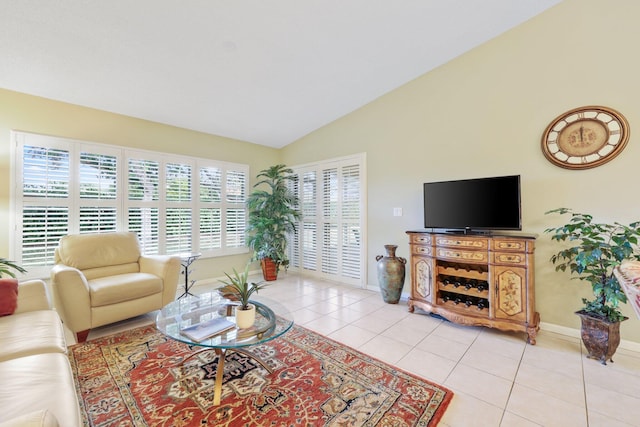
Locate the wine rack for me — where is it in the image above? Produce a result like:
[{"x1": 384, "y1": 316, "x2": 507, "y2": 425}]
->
[{"x1": 406, "y1": 231, "x2": 540, "y2": 344}]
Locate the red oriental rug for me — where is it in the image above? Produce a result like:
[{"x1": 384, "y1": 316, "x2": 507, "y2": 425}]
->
[{"x1": 69, "y1": 324, "x2": 453, "y2": 426}]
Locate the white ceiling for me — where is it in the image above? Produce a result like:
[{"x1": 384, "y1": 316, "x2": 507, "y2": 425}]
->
[{"x1": 0, "y1": 0, "x2": 562, "y2": 148}]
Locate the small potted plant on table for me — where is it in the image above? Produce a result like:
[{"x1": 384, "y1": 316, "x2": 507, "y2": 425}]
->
[
  {"x1": 545, "y1": 208, "x2": 640, "y2": 364},
  {"x1": 218, "y1": 264, "x2": 268, "y2": 329}
]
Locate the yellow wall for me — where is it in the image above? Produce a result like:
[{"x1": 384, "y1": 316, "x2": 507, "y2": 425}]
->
[
  {"x1": 281, "y1": 0, "x2": 640, "y2": 343},
  {"x1": 0, "y1": 88, "x2": 280, "y2": 280}
]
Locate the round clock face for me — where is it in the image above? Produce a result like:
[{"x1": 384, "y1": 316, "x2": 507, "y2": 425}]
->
[{"x1": 541, "y1": 106, "x2": 630, "y2": 169}]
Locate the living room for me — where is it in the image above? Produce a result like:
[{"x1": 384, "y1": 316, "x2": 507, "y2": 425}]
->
[{"x1": 1, "y1": 0, "x2": 640, "y2": 425}]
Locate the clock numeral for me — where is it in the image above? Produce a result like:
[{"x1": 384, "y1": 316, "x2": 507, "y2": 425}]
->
[
  {"x1": 610, "y1": 129, "x2": 621, "y2": 135},
  {"x1": 577, "y1": 112, "x2": 585, "y2": 119},
  {"x1": 581, "y1": 156, "x2": 589, "y2": 163}
]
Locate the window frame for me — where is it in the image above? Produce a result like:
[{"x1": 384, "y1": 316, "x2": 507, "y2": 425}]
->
[{"x1": 11, "y1": 131, "x2": 249, "y2": 279}]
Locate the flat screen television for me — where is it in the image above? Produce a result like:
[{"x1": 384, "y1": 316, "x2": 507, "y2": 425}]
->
[{"x1": 423, "y1": 175, "x2": 521, "y2": 233}]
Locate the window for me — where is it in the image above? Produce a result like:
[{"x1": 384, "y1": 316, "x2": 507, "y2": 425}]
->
[
  {"x1": 12, "y1": 131, "x2": 248, "y2": 278},
  {"x1": 288, "y1": 154, "x2": 366, "y2": 286}
]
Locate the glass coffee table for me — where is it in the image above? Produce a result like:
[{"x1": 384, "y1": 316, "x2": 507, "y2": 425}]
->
[{"x1": 156, "y1": 291, "x2": 294, "y2": 405}]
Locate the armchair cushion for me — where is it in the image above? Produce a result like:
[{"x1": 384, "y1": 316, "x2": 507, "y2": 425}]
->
[
  {"x1": 89, "y1": 273, "x2": 162, "y2": 306},
  {"x1": 54, "y1": 231, "x2": 141, "y2": 270}
]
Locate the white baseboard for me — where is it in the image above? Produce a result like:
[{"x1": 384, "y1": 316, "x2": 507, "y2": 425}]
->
[{"x1": 540, "y1": 321, "x2": 640, "y2": 353}]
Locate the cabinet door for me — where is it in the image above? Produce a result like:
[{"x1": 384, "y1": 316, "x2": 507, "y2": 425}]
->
[
  {"x1": 493, "y1": 266, "x2": 527, "y2": 323},
  {"x1": 411, "y1": 255, "x2": 434, "y2": 303}
]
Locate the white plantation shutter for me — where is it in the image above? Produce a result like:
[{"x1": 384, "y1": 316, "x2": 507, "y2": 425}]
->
[
  {"x1": 290, "y1": 154, "x2": 365, "y2": 286},
  {"x1": 165, "y1": 163, "x2": 193, "y2": 254},
  {"x1": 322, "y1": 168, "x2": 339, "y2": 275},
  {"x1": 199, "y1": 166, "x2": 222, "y2": 251},
  {"x1": 128, "y1": 207, "x2": 159, "y2": 254},
  {"x1": 79, "y1": 150, "x2": 118, "y2": 234},
  {"x1": 301, "y1": 171, "x2": 317, "y2": 272},
  {"x1": 128, "y1": 157, "x2": 161, "y2": 252},
  {"x1": 286, "y1": 174, "x2": 300, "y2": 269},
  {"x1": 225, "y1": 169, "x2": 247, "y2": 248},
  {"x1": 12, "y1": 131, "x2": 249, "y2": 278},
  {"x1": 20, "y1": 143, "x2": 70, "y2": 272},
  {"x1": 166, "y1": 207, "x2": 192, "y2": 253},
  {"x1": 341, "y1": 164, "x2": 362, "y2": 279}
]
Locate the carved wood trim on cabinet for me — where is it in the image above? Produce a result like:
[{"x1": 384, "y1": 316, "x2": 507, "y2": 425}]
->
[{"x1": 406, "y1": 231, "x2": 540, "y2": 344}]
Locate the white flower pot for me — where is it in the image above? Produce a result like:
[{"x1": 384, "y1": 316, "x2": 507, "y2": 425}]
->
[{"x1": 235, "y1": 303, "x2": 256, "y2": 329}]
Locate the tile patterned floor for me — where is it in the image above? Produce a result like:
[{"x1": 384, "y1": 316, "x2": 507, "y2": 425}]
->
[{"x1": 76, "y1": 274, "x2": 640, "y2": 427}]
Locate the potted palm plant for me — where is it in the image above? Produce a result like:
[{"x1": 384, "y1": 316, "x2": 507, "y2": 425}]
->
[
  {"x1": 218, "y1": 263, "x2": 268, "y2": 328},
  {"x1": 246, "y1": 164, "x2": 300, "y2": 280},
  {"x1": 0, "y1": 258, "x2": 26, "y2": 279},
  {"x1": 545, "y1": 208, "x2": 640, "y2": 364}
]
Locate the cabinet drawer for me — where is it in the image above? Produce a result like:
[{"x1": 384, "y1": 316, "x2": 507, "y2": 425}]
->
[
  {"x1": 410, "y1": 234, "x2": 432, "y2": 245},
  {"x1": 412, "y1": 245, "x2": 433, "y2": 256},
  {"x1": 492, "y1": 252, "x2": 527, "y2": 266},
  {"x1": 435, "y1": 236, "x2": 489, "y2": 250},
  {"x1": 492, "y1": 239, "x2": 527, "y2": 252},
  {"x1": 436, "y1": 248, "x2": 488, "y2": 263}
]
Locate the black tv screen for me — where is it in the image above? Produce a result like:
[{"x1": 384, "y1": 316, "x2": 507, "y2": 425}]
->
[{"x1": 423, "y1": 175, "x2": 521, "y2": 232}]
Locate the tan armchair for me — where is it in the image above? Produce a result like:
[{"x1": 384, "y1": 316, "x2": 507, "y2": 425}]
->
[{"x1": 50, "y1": 232, "x2": 181, "y2": 342}]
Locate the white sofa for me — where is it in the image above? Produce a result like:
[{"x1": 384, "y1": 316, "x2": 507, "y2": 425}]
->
[
  {"x1": 50, "y1": 232, "x2": 181, "y2": 342},
  {"x1": 0, "y1": 280, "x2": 81, "y2": 427}
]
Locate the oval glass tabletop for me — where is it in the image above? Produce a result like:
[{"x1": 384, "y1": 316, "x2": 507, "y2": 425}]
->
[{"x1": 156, "y1": 291, "x2": 294, "y2": 349}]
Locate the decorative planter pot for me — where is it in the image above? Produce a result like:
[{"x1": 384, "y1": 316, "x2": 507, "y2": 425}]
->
[
  {"x1": 261, "y1": 258, "x2": 278, "y2": 281},
  {"x1": 375, "y1": 244, "x2": 406, "y2": 304},
  {"x1": 576, "y1": 310, "x2": 627, "y2": 365},
  {"x1": 236, "y1": 303, "x2": 256, "y2": 329}
]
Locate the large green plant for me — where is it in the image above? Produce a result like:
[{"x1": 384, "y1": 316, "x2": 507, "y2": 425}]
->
[
  {"x1": 545, "y1": 208, "x2": 640, "y2": 322},
  {"x1": 246, "y1": 164, "x2": 300, "y2": 270},
  {"x1": 0, "y1": 258, "x2": 26, "y2": 278}
]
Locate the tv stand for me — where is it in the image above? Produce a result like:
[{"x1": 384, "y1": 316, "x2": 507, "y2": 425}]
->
[{"x1": 406, "y1": 231, "x2": 539, "y2": 344}]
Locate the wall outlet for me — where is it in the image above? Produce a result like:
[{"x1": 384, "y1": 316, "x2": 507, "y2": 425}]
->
[{"x1": 393, "y1": 207, "x2": 402, "y2": 217}]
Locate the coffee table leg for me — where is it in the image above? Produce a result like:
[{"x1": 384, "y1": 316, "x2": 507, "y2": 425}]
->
[
  {"x1": 213, "y1": 348, "x2": 225, "y2": 406},
  {"x1": 181, "y1": 347, "x2": 272, "y2": 406}
]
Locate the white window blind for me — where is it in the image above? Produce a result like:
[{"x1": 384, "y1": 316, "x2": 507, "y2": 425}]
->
[
  {"x1": 12, "y1": 131, "x2": 249, "y2": 278},
  {"x1": 290, "y1": 154, "x2": 365, "y2": 286}
]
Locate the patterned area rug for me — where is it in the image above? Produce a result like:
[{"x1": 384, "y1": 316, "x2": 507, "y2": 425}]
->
[{"x1": 69, "y1": 324, "x2": 453, "y2": 426}]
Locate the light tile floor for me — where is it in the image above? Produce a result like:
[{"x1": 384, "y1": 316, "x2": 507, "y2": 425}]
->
[{"x1": 76, "y1": 273, "x2": 640, "y2": 427}]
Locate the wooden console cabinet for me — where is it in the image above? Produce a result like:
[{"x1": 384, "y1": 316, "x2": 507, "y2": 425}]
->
[{"x1": 406, "y1": 231, "x2": 540, "y2": 344}]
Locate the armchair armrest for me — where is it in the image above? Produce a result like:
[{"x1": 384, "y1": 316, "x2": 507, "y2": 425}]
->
[
  {"x1": 14, "y1": 279, "x2": 51, "y2": 314},
  {"x1": 139, "y1": 255, "x2": 181, "y2": 305},
  {"x1": 50, "y1": 264, "x2": 91, "y2": 333}
]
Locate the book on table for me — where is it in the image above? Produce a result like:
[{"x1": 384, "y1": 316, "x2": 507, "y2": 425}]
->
[{"x1": 180, "y1": 317, "x2": 236, "y2": 342}]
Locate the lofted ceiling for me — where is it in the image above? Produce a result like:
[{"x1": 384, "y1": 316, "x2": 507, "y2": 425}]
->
[{"x1": 0, "y1": 1, "x2": 562, "y2": 148}]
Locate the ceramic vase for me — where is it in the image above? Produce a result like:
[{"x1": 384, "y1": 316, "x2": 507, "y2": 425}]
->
[
  {"x1": 375, "y1": 244, "x2": 406, "y2": 304},
  {"x1": 235, "y1": 303, "x2": 256, "y2": 329}
]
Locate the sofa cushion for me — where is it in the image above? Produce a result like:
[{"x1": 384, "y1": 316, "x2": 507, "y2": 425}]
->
[
  {"x1": 0, "y1": 353, "x2": 81, "y2": 426},
  {"x1": 0, "y1": 279, "x2": 18, "y2": 317},
  {"x1": 54, "y1": 231, "x2": 141, "y2": 270},
  {"x1": 0, "y1": 310, "x2": 67, "y2": 362},
  {"x1": 0, "y1": 410, "x2": 59, "y2": 427},
  {"x1": 89, "y1": 273, "x2": 163, "y2": 307}
]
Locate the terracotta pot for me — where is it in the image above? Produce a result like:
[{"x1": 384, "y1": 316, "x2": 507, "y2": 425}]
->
[
  {"x1": 576, "y1": 310, "x2": 627, "y2": 365},
  {"x1": 235, "y1": 303, "x2": 256, "y2": 329},
  {"x1": 261, "y1": 258, "x2": 278, "y2": 281}
]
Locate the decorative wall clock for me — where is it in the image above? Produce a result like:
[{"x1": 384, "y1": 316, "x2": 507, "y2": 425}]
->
[{"x1": 541, "y1": 106, "x2": 630, "y2": 170}]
